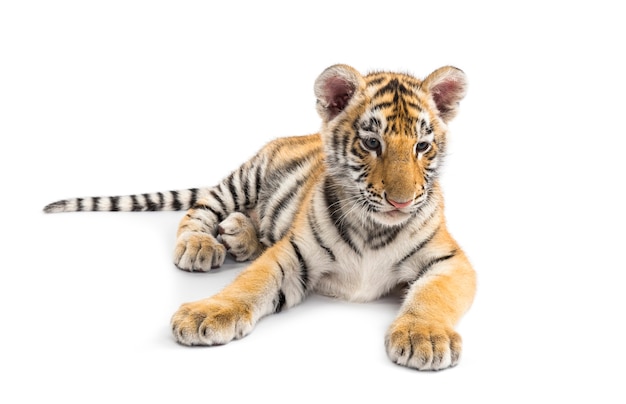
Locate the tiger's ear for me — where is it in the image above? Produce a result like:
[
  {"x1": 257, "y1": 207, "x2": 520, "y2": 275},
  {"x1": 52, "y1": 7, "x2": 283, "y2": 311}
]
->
[
  {"x1": 422, "y1": 66, "x2": 467, "y2": 123},
  {"x1": 314, "y1": 64, "x2": 365, "y2": 122}
]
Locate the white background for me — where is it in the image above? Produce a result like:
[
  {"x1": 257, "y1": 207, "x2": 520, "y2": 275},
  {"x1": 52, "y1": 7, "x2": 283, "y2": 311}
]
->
[{"x1": 2, "y1": 1, "x2": 625, "y2": 402}]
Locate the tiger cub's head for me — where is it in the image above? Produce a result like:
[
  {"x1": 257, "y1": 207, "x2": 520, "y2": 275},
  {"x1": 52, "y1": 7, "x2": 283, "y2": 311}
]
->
[{"x1": 314, "y1": 64, "x2": 466, "y2": 226}]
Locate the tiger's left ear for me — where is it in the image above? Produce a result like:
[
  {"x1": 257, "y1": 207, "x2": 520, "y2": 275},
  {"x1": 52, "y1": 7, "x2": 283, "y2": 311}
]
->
[
  {"x1": 314, "y1": 64, "x2": 365, "y2": 123},
  {"x1": 422, "y1": 66, "x2": 467, "y2": 123}
]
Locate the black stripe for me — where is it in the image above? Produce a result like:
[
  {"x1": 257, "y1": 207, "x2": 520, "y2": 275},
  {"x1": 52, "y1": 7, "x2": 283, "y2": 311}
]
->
[
  {"x1": 407, "y1": 101, "x2": 423, "y2": 112},
  {"x1": 282, "y1": 154, "x2": 312, "y2": 173},
  {"x1": 266, "y1": 231, "x2": 276, "y2": 245},
  {"x1": 414, "y1": 251, "x2": 457, "y2": 280},
  {"x1": 420, "y1": 119, "x2": 434, "y2": 135},
  {"x1": 323, "y1": 178, "x2": 361, "y2": 255},
  {"x1": 242, "y1": 167, "x2": 252, "y2": 209},
  {"x1": 370, "y1": 225, "x2": 403, "y2": 250},
  {"x1": 131, "y1": 195, "x2": 142, "y2": 211},
  {"x1": 265, "y1": 153, "x2": 316, "y2": 185},
  {"x1": 367, "y1": 76, "x2": 386, "y2": 86},
  {"x1": 388, "y1": 119, "x2": 398, "y2": 134},
  {"x1": 171, "y1": 191, "x2": 182, "y2": 210},
  {"x1": 157, "y1": 192, "x2": 165, "y2": 209},
  {"x1": 192, "y1": 202, "x2": 224, "y2": 222},
  {"x1": 290, "y1": 239, "x2": 309, "y2": 292},
  {"x1": 373, "y1": 78, "x2": 411, "y2": 99},
  {"x1": 373, "y1": 101, "x2": 394, "y2": 110},
  {"x1": 188, "y1": 188, "x2": 199, "y2": 208},
  {"x1": 274, "y1": 290, "x2": 286, "y2": 313},
  {"x1": 403, "y1": 77, "x2": 421, "y2": 87},
  {"x1": 110, "y1": 196, "x2": 120, "y2": 211},
  {"x1": 350, "y1": 136, "x2": 368, "y2": 160},
  {"x1": 331, "y1": 128, "x2": 341, "y2": 164},
  {"x1": 143, "y1": 193, "x2": 158, "y2": 211},
  {"x1": 266, "y1": 143, "x2": 283, "y2": 168},
  {"x1": 255, "y1": 163, "x2": 263, "y2": 200},
  {"x1": 340, "y1": 131, "x2": 350, "y2": 164},
  {"x1": 307, "y1": 208, "x2": 336, "y2": 262},
  {"x1": 77, "y1": 198, "x2": 83, "y2": 212},
  {"x1": 355, "y1": 169, "x2": 369, "y2": 183},
  {"x1": 274, "y1": 263, "x2": 287, "y2": 313},
  {"x1": 217, "y1": 184, "x2": 232, "y2": 211},
  {"x1": 227, "y1": 174, "x2": 240, "y2": 212},
  {"x1": 266, "y1": 178, "x2": 307, "y2": 242},
  {"x1": 209, "y1": 189, "x2": 228, "y2": 219},
  {"x1": 396, "y1": 226, "x2": 439, "y2": 267},
  {"x1": 92, "y1": 197, "x2": 100, "y2": 211}
]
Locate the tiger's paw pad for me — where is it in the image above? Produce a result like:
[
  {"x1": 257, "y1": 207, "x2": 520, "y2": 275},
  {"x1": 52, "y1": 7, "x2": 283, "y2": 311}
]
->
[
  {"x1": 385, "y1": 319, "x2": 462, "y2": 371},
  {"x1": 173, "y1": 232, "x2": 226, "y2": 272},
  {"x1": 171, "y1": 298, "x2": 253, "y2": 346},
  {"x1": 218, "y1": 212, "x2": 263, "y2": 262}
]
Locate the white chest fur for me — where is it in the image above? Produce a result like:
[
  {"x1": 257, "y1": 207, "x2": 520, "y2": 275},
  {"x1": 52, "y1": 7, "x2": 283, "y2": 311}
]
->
[{"x1": 313, "y1": 247, "x2": 402, "y2": 302}]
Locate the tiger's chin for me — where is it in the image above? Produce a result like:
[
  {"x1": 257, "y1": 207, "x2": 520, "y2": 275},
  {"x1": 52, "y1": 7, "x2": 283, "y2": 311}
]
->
[{"x1": 373, "y1": 209, "x2": 412, "y2": 226}]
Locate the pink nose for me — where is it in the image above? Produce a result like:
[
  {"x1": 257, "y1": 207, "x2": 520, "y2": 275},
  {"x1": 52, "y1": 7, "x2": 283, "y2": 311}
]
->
[{"x1": 387, "y1": 198, "x2": 412, "y2": 209}]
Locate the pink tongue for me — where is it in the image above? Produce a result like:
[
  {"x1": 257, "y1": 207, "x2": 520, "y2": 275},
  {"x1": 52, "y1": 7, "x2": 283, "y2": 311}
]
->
[{"x1": 387, "y1": 199, "x2": 412, "y2": 209}]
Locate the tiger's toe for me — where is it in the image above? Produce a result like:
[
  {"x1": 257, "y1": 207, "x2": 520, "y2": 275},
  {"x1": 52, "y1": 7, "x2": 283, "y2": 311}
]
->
[
  {"x1": 171, "y1": 298, "x2": 254, "y2": 346},
  {"x1": 173, "y1": 232, "x2": 226, "y2": 271},
  {"x1": 385, "y1": 318, "x2": 461, "y2": 371}
]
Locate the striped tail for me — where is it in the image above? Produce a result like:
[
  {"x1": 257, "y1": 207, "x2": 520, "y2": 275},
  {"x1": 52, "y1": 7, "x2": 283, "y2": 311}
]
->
[{"x1": 43, "y1": 188, "x2": 206, "y2": 213}]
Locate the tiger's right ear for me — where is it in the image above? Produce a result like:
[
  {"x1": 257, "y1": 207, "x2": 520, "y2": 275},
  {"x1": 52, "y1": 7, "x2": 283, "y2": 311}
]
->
[{"x1": 314, "y1": 64, "x2": 365, "y2": 122}]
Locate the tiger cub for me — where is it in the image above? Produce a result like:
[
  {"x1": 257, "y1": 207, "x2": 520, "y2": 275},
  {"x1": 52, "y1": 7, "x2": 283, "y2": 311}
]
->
[{"x1": 44, "y1": 64, "x2": 476, "y2": 371}]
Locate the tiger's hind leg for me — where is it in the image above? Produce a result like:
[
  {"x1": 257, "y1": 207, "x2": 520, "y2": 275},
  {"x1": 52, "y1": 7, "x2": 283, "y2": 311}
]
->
[
  {"x1": 175, "y1": 210, "x2": 264, "y2": 271},
  {"x1": 218, "y1": 212, "x2": 265, "y2": 262},
  {"x1": 173, "y1": 152, "x2": 267, "y2": 272}
]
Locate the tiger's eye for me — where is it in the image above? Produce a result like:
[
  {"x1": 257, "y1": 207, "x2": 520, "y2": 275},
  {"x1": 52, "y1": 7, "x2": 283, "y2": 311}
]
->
[
  {"x1": 363, "y1": 138, "x2": 381, "y2": 151},
  {"x1": 416, "y1": 141, "x2": 431, "y2": 153}
]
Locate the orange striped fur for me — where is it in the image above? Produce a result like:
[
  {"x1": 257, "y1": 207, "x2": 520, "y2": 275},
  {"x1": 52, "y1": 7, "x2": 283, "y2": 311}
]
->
[{"x1": 44, "y1": 65, "x2": 476, "y2": 370}]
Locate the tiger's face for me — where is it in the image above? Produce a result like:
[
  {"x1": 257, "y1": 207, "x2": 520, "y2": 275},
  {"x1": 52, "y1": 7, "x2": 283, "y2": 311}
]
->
[{"x1": 314, "y1": 65, "x2": 466, "y2": 226}]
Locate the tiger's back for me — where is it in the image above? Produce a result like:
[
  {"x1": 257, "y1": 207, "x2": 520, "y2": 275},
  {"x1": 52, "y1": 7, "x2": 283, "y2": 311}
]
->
[{"x1": 250, "y1": 134, "x2": 324, "y2": 247}]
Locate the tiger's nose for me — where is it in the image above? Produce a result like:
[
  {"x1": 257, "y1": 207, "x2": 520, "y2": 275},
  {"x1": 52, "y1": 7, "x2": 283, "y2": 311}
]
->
[{"x1": 386, "y1": 197, "x2": 412, "y2": 209}]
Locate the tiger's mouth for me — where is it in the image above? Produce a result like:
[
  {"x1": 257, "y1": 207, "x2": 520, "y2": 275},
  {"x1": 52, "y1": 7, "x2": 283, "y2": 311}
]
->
[
  {"x1": 383, "y1": 209, "x2": 410, "y2": 219},
  {"x1": 356, "y1": 190, "x2": 424, "y2": 226},
  {"x1": 366, "y1": 190, "x2": 430, "y2": 225},
  {"x1": 373, "y1": 207, "x2": 412, "y2": 225}
]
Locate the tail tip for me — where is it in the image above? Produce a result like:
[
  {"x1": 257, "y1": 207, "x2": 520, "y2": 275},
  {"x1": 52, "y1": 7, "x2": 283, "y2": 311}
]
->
[{"x1": 43, "y1": 200, "x2": 68, "y2": 213}]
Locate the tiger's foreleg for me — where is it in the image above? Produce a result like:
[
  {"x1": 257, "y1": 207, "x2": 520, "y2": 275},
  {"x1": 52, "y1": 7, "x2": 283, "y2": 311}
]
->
[
  {"x1": 171, "y1": 238, "x2": 308, "y2": 345},
  {"x1": 385, "y1": 251, "x2": 476, "y2": 371}
]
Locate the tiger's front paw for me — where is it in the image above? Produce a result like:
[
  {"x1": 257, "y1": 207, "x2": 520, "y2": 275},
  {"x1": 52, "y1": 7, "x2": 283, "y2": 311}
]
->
[
  {"x1": 174, "y1": 232, "x2": 226, "y2": 272},
  {"x1": 385, "y1": 316, "x2": 462, "y2": 371},
  {"x1": 218, "y1": 212, "x2": 264, "y2": 262},
  {"x1": 171, "y1": 298, "x2": 254, "y2": 346}
]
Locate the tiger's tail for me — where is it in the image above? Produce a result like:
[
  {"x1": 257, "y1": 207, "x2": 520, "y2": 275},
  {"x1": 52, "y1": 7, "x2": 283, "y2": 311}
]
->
[{"x1": 43, "y1": 188, "x2": 206, "y2": 213}]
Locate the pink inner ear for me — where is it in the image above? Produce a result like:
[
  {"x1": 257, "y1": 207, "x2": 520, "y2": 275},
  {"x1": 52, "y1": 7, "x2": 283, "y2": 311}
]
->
[
  {"x1": 432, "y1": 80, "x2": 461, "y2": 115},
  {"x1": 324, "y1": 77, "x2": 355, "y2": 118}
]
